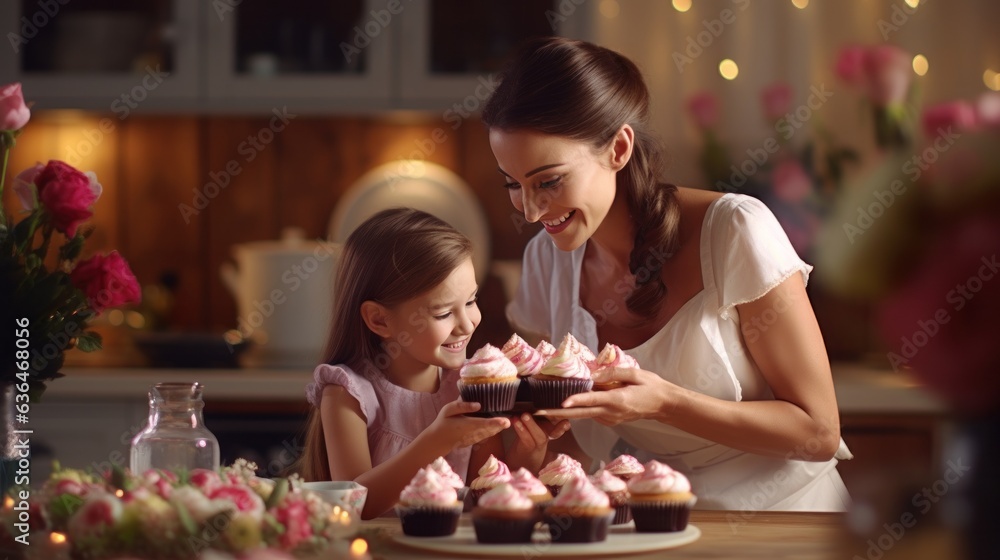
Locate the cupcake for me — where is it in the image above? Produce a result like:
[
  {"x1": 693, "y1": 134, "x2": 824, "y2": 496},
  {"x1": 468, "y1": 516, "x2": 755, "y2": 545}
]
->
[
  {"x1": 469, "y1": 454, "x2": 512, "y2": 504},
  {"x1": 538, "y1": 453, "x2": 585, "y2": 497},
  {"x1": 458, "y1": 344, "x2": 519, "y2": 412},
  {"x1": 542, "y1": 475, "x2": 614, "y2": 543},
  {"x1": 510, "y1": 467, "x2": 553, "y2": 513},
  {"x1": 528, "y1": 337, "x2": 593, "y2": 409},
  {"x1": 627, "y1": 460, "x2": 697, "y2": 533},
  {"x1": 502, "y1": 333, "x2": 545, "y2": 402},
  {"x1": 472, "y1": 483, "x2": 537, "y2": 544},
  {"x1": 428, "y1": 456, "x2": 468, "y2": 502},
  {"x1": 590, "y1": 343, "x2": 640, "y2": 390},
  {"x1": 535, "y1": 340, "x2": 557, "y2": 361},
  {"x1": 604, "y1": 454, "x2": 645, "y2": 482},
  {"x1": 561, "y1": 332, "x2": 596, "y2": 363},
  {"x1": 396, "y1": 468, "x2": 463, "y2": 537},
  {"x1": 590, "y1": 469, "x2": 631, "y2": 525}
]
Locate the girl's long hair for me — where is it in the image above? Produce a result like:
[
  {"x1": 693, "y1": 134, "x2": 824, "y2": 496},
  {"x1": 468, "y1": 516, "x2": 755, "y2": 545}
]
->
[{"x1": 295, "y1": 208, "x2": 473, "y2": 481}]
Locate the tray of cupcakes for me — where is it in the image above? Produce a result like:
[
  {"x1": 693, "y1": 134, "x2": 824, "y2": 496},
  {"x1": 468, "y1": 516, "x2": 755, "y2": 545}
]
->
[{"x1": 392, "y1": 454, "x2": 700, "y2": 557}]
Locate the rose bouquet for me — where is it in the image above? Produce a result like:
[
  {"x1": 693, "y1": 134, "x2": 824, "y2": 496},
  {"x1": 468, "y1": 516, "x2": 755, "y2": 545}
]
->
[
  {"x1": 1, "y1": 82, "x2": 140, "y2": 395},
  {"x1": 0, "y1": 459, "x2": 356, "y2": 560}
]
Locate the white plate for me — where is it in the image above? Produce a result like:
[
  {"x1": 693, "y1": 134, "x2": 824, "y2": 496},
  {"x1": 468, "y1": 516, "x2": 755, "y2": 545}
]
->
[
  {"x1": 392, "y1": 523, "x2": 700, "y2": 557},
  {"x1": 328, "y1": 160, "x2": 492, "y2": 284}
]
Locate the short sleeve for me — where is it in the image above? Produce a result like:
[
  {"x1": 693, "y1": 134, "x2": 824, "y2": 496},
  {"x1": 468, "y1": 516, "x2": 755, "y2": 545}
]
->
[
  {"x1": 305, "y1": 363, "x2": 376, "y2": 424},
  {"x1": 506, "y1": 232, "x2": 556, "y2": 339},
  {"x1": 712, "y1": 195, "x2": 813, "y2": 320}
]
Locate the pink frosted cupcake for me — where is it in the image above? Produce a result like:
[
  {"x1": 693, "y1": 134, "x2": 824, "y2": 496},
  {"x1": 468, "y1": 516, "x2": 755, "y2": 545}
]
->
[
  {"x1": 542, "y1": 475, "x2": 614, "y2": 543},
  {"x1": 538, "y1": 453, "x2": 585, "y2": 497},
  {"x1": 561, "y1": 332, "x2": 596, "y2": 364},
  {"x1": 469, "y1": 454, "x2": 513, "y2": 504},
  {"x1": 591, "y1": 343, "x2": 640, "y2": 390},
  {"x1": 604, "y1": 454, "x2": 645, "y2": 482},
  {"x1": 502, "y1": 333, "x2": 544, "y2": 402},
  {"x1": 528, "y1": 336, "x2": 593, "y2": 409},
  {"x1": 396, "y1": 468, "x2": 463, "y2": 537},
  {"x1": 510, "y1": 467, "x2": 553, "y2": 513},
  {"x1": 472, "y1": 483, "x2": 537, "y2": 544},
  {"x1": 627, "y1": 460, "x2": 697, "y2": 533},
  {"x1": 428, "y1": 456, "x2": 468, "y2": 502},
  {"x1": 459, "y1": 344, "x2": 519, "y2": 413},
  {"x1": 590, "y1": 469, "x2": 631, "y2": 525},
  {"x1": 535, "y1": 340, "x2": 557, "y2": 361}
]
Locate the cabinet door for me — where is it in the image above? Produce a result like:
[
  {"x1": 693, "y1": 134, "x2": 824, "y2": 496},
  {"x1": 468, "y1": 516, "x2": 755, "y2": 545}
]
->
[
  {"x1": 0, "y1": 0, "x2": 201, "y2": 107},
  {"x1": 203, "y1": 0, "x2": 393, "y2": 108},
  {"x1": 397, "y1": 0, "x2": 594, "y2": 105}
]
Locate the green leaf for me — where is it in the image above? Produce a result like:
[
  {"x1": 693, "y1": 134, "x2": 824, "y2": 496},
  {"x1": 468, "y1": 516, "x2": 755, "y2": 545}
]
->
[
  {"x1": 59, "y1": 233, "x2": 85, "y2": 262},
  {"x1": 76, "y1": 331, "x2": 103, "y2": 352},
  {"x1": 12, "y1": 209, "x2": 43, "y2": 252},
  {"x1": 24, "y1": 252, "x2": 41, "y2": 272},
  {"x1": 265, "y1": 478, "x2": 289, "y2": 509},
  {"x1": 176, "y1": 501, "x2": 198, "y2": 535}
]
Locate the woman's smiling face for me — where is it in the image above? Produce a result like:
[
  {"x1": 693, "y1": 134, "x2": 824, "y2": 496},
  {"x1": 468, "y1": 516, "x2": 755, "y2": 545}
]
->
[{"x1": 489, "y1": 128, "x2": 621, "y2": 252}]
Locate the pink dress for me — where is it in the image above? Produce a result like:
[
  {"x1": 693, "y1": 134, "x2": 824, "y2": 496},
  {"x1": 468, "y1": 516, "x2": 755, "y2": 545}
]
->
[{"x1": 305, "y1": 360, "x2": 471, "y2": 482}]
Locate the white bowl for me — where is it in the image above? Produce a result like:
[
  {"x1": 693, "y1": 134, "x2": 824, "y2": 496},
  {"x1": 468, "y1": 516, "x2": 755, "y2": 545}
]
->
[{"x1": 302, "y1": 481, "x2": 367, "y2": 514}]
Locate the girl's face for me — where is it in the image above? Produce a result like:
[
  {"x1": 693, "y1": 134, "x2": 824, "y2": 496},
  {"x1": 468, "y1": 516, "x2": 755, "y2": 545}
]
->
[
  {"x1": 489, "y1": 128, "x2": 623, "y2": 252},
  {"x1": 382, "y1": 258, "x2": 481, "y2": 372}
]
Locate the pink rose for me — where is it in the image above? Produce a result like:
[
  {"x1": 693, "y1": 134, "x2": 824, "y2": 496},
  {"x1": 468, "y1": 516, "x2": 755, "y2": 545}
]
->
[
  {"x1": 35, "y1": 160, "x2": 98, "y2": 237},
  {"x1": 67, "y1": 492, "x2": 122, "y2": 542},
  {"x1": 922, "y1": 101, "x2": 977, "y2": 140},
  {"x1": 835, "y1": 46, "x2": 867, "y2": 87},
  {"x1": 70, "y1": 251, "x2": 141, "y2": 314},
  {"x1": 189, "y1": 469, "x2": 223, "y2": 494},
  {"x1": 687, "y1": 92, "x2": 719, "y2": 130},
  {"x1": 771, "y1": 159, "x2": 813, "y2": 203},
  {"x1": 210, "y1": 484, "x2": 265, "y2": 519},
  {"x1": 272, "y1": 499, "x2": 313, "y2": 550},
  {"x1": 12, "y1": 163, "x2": 43, "y2": 210},
  {"x1": 975, "y1": 92, "x2": 1000, "y2": 129},
  {"x1": 863, "y1": 45, "x2": 913, "y2": 106},
  {"x1": 761, "y1": 83, "x2": 793, "y2": 121},
  {"x1": 0, "y1": 82, "x2": 30, "y2": 131}
]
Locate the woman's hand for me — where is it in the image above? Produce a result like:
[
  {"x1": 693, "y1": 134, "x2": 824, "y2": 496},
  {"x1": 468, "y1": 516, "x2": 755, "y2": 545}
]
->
[
  {"x1": 537, "y1": 367, "x2": 680, "y2": 426},
  {"x1": 506, "y1": 414, "x2": 572, "y2": 472},
  {"x1": 424, "y1": 400, "x2": 511, "y2": 453}
]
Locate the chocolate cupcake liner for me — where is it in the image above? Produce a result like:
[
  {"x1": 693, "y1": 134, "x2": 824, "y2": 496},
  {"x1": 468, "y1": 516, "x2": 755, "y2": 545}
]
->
[
  {"x1": 629, "y1": 497, "x2": 696, "y2": 533},
  {"x1": 543, "y1": 510, "x2": 614, "y2": 543},
  {"x1": 527, "y1": 378, "x2": 593, "y2": 409},
  {"x1": 515, "y1": 377, "x2": 532, "y2": 402},
  {"x1": 472, "y1": 512, "x2": 537, "y2": 543},
  {"x1": 611, "y1": 504, "x2": 633, "y2": 525},
  {"x1": 458, "y1": 379, "x2": 519, "y2": 412},
  {"x1": 396, "y1": 504, "x2": 462, "y2": 537}
]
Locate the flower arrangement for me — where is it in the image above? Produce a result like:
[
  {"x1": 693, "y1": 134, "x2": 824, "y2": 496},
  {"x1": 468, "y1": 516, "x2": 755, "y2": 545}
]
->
[
  {"x1": 834, "y1": 44, "x2": 917, "y2": 150},
  {"x1": 1, "y1": 82, "x2": 141, "y2": 393},
  {"x1": 0, "y1": 459, "x2": 357, "y2": 560}
]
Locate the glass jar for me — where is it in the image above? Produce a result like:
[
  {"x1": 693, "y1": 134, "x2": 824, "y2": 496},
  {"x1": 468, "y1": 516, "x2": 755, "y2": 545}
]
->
[{"x1": 130, "y1": 382, "x2": 220, "y2": 473}]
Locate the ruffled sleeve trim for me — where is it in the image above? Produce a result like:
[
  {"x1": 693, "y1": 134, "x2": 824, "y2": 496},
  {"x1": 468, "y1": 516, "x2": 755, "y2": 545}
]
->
[{"x1": 305, "y1": 363, "x2": 376, "y2": 425}]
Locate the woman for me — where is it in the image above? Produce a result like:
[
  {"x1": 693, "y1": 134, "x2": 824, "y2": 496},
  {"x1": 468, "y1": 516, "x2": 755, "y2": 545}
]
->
[{"x1": 483, "y1": 37, "x2": 851, "y2": 511}]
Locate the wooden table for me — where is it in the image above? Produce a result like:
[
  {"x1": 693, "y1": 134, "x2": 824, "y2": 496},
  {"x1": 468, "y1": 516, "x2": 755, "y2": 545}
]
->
[{"x1": 353, "y1": 511, "x2": 847, "y2": 559}]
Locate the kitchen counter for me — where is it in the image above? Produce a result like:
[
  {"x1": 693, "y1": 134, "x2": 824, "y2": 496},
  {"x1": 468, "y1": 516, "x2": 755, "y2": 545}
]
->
[{"x1": 49, "y1": 362, "x2": 947, "y2": 414}]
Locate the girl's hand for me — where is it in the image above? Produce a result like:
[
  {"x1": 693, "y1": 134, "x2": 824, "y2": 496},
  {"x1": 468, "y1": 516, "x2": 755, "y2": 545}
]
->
[
  {"x1": 537, "y1": 368, "x2": 679, "y2": 426},
  {"x1": 426, "y1": 400, "x2": 511, "y2": 452},
  {"x1": 506, "y1": 414, "x2": 572, "y2": 472}
]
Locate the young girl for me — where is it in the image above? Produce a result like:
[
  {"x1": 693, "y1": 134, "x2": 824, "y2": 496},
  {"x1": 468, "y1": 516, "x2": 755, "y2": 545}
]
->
[{"x1": 298, "y1": 208, "x2": 567, "y2": 519}]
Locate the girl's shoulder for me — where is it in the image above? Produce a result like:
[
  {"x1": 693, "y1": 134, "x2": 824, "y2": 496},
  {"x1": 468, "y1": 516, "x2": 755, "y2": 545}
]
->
[{"x1": 306, "y1": 361, "x2": 380, "y2": 422}]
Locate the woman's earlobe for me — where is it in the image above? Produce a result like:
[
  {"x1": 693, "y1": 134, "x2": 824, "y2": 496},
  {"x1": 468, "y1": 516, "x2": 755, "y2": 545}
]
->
[
  {"x1": 610, "y1": 124, "x2": 635, "y2": 171},
  {"x1": 360, "y1": 301, "x2": 392, "y2": 337}
]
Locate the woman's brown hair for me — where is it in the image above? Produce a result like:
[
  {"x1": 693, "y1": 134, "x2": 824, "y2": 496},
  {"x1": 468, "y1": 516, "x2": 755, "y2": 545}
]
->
[
  {"x1": 295, "y1": 208, "x2": 473, "y2": 481},
  {"x1": 482, "y1": 36, "x2": 679, "y2": 319}
]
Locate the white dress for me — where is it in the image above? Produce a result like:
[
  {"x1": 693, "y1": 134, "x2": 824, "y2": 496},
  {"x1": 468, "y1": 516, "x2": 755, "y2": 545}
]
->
[{"x1": 508, "y1": 193, "x2": 852, "y2": 511}]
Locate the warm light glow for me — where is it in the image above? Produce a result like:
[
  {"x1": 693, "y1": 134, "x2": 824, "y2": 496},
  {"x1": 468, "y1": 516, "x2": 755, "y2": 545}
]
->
[
  {"x1": 50, "y1": 532, "x2": 67, "y2": 544},
  {"x1": 3, "y1": 496, "x2": 13, "y2": 509},
  {"x1": 125, "y1": 311, "x2": 145, "y2": 329},
  {"x1": 672, "y1": 0, "x2": 692, "y2": 12},
  {"x1": 107, "y1": 309, "x2": 125, "y2": 326},
  {"x1": 985, "y1": 69, "x2": 1000, "y2": 91},
  {"x1": 791, "y1": 0, "x2": 809, "y2": 8},
  {"x1": 599, "y1": 0, "x2": 620, "y2": 18},
  {"x1": 904, "y1": 0, "x2": 919, "y2": 7},
  {"x1": 339, "y1": 510, "x2": 351, "y2": 523},
  {"x1": 332, "y1": 505, "x2": 342, "y2": 516},
  {"x1": 350, "y1": 538, "x2": 368, "y2": 557},
  {"x1": 115, "y1": 489, "x2": 125, "y2": 498},
  {"x1": 912, "y1": 55, "x2": 929, "y2": 76},
  {"x1": 719, "y1": 59, "x2": 739, "y2": 80}
]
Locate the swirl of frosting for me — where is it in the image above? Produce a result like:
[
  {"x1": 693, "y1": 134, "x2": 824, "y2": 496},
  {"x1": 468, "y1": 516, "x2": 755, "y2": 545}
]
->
[
  {"x1": 428, "y1": 457, "x2": 464, "y2": 489},
  {"x1": 510, "y1": 468, "x2": 549, "y2": 497},
  {"x1": 627, "y1": 460, "x2": 692, "y2": 495},
  {"x1": 477, "y1": 483, "x2": 533, "y2": 511},
  {"x1": 589, "y1": 469, "x2": 627, "y2": 493},
  {"x1": 604, "y1": 454, "x2": 644, "y2": 476},
  {"x1": 550, "y1": 476, "x2": 609, "y2": 509},
  {"x1": 538, "y1": 338, "x2": 591, "y2": 380},
  {"x1": 470, "y1": 455, "x2": 512, "y2": 489},
  {"x1": 592, "y1": 343, "x2": 640, "y2": 375},
  {"x1": 561, "y1": 332, "x2": 596, "y2": 363},
  {"x1": 460, "y1": 344, "x2": 518, "y2": 380},
  {"x1": 535, "y1": 340, "x2": 557, "y2": 361},
  {"x1": 501, "y1": 334, "x2": 544, "y2": 377},
  {"x1": 400, "y1": 468, "x2": 458, "y2": 506},
  {"x1": 538, "y1": 454, "x2": 585, "y2": 486}
]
